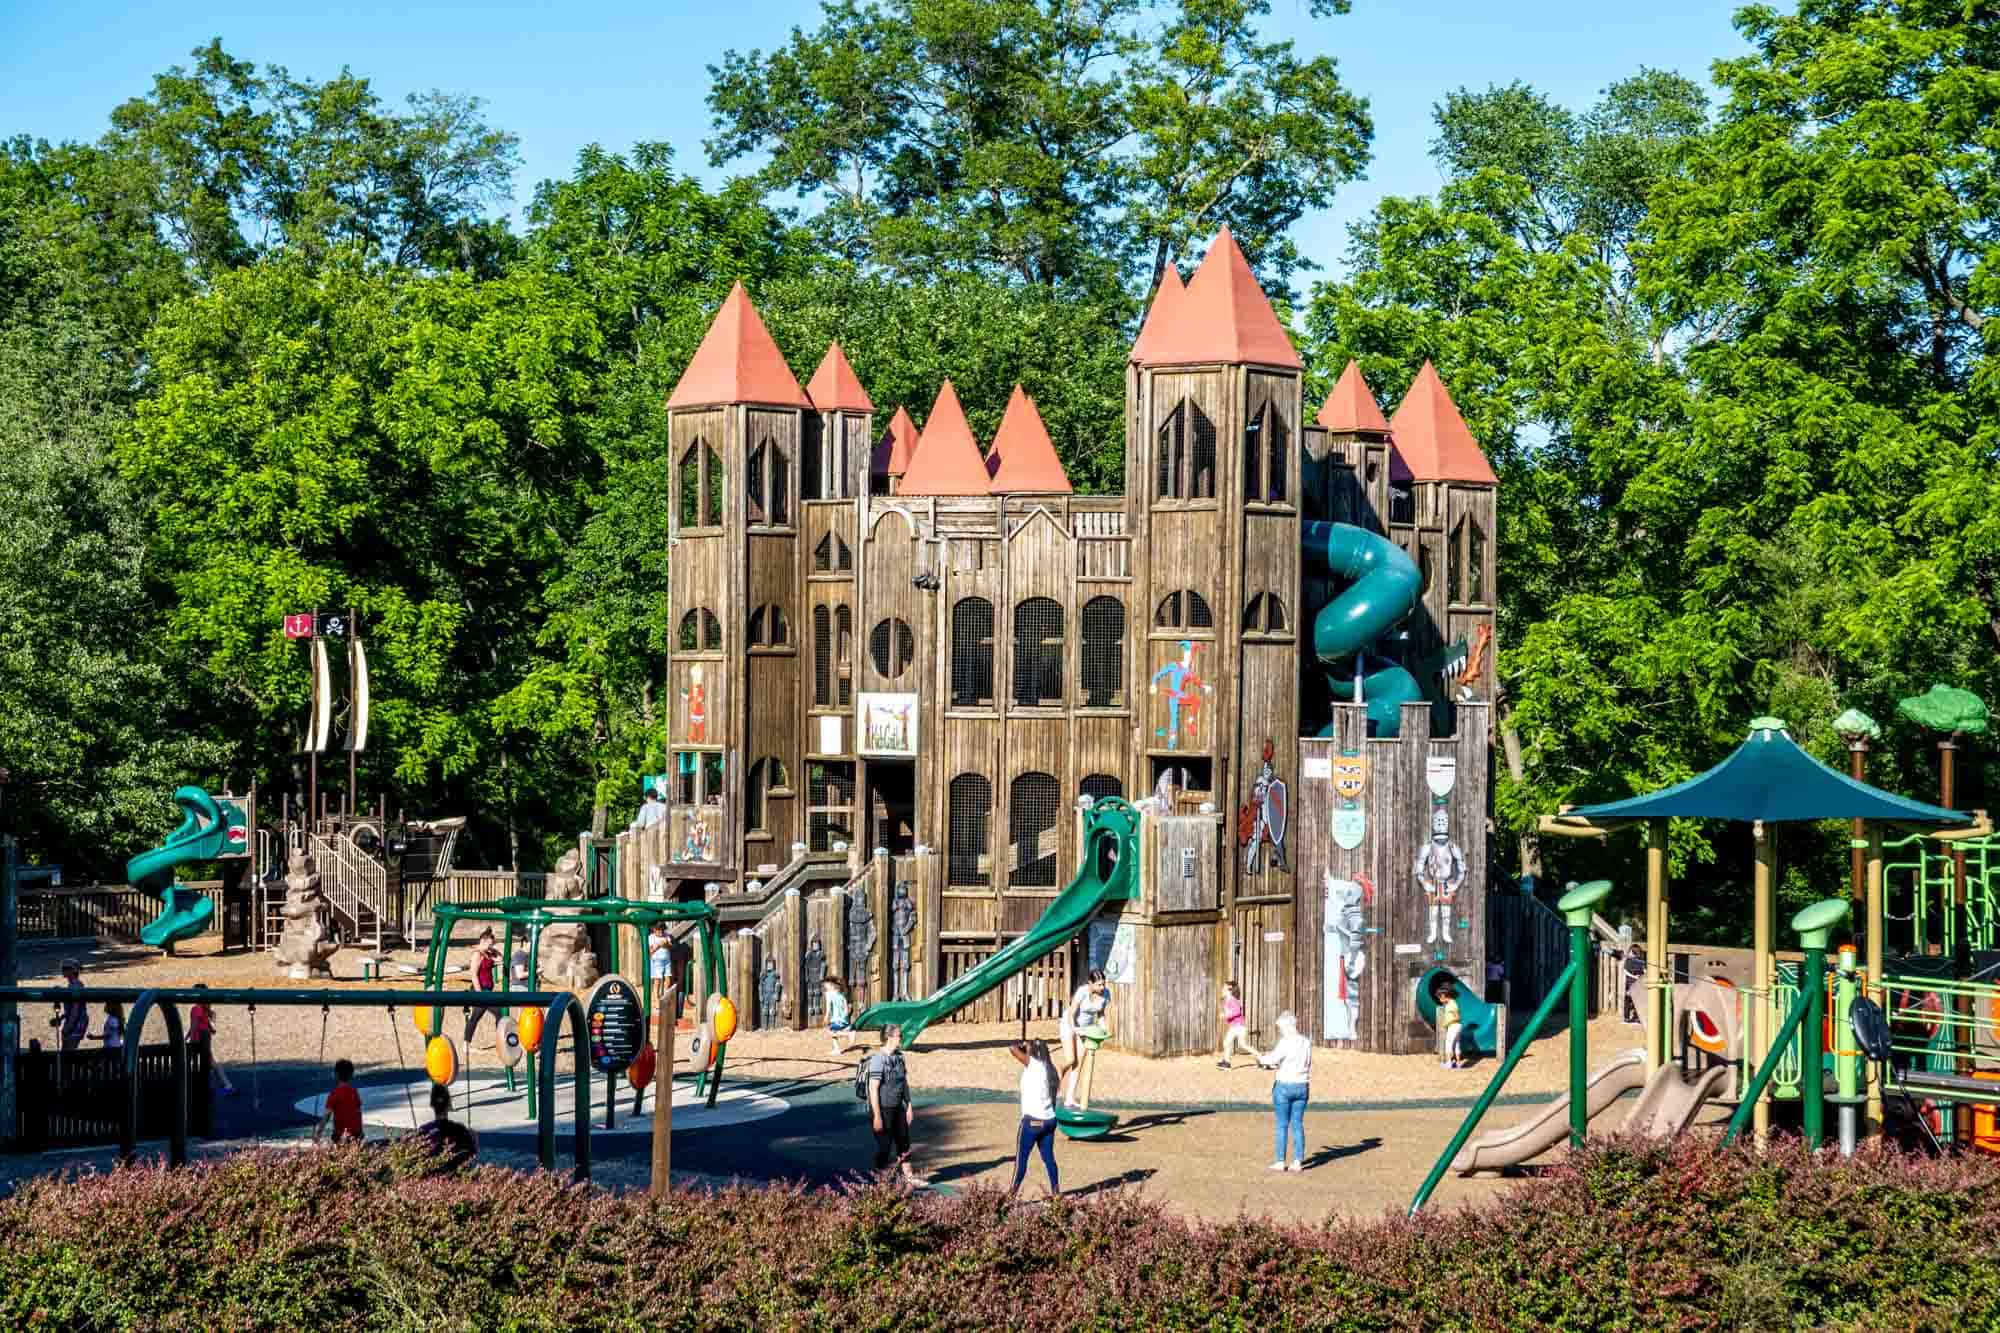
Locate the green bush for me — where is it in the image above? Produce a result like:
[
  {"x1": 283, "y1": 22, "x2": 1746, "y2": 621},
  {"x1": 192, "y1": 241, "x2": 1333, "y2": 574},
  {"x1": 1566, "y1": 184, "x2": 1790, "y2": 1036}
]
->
[{"x1": 1, "y1": 1137, "x2": 1996, "y2": 1330}]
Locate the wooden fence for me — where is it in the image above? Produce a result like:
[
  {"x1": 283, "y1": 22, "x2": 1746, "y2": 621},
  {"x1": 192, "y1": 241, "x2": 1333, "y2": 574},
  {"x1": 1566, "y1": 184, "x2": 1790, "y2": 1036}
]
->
[
  {"x1": 408, "y1": 870, "x2": 549, "y2": 943},
  {"x1": 13, "y1": 1041, "x2": 215, "y2": 1149},
  {"x1": 16, "y1": 884, "x2": 225, "y2": 944}
]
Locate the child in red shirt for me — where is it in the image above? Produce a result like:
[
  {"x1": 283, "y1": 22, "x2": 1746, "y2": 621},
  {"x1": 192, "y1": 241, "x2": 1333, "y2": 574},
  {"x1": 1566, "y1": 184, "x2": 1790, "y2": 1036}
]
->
[{"x1": 315, "y1": 1059, "x2": 364, "y2": 1144}]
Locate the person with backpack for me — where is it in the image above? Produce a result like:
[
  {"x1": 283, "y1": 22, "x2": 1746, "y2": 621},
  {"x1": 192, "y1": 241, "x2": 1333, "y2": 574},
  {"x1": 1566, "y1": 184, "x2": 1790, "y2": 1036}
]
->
[
  {"x1": 861, "y1": 1024, "x2": 919, "y2": 1181},
  {"x1": 1007, "y1": 1039, "x2": 1061, "y2": 1200}
]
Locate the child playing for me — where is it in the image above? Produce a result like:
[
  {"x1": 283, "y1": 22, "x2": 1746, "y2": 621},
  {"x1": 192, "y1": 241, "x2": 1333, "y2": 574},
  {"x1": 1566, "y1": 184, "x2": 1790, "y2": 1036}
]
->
[
  {"x1": 648, "y1": 923, "x2": 673, "y2": 1000},
  {"x1": 1217, "y1": 981, "x2": 1258, "y2": 1069},
  {"x1": 824, "y1": 977, "x2": 853, "y2": 1055},
  {"x1": 93, "y1": 1000, "x2": 125, "y2": 1051},
  {"x1": 1432, "y1": 975, "x2": 1464, "y2": 1069},
  {"x1": 315, "y1": 1058, "x2": 364, "y2": 1144},
  {"x1": 188, "y1": 985, "x2": 237, "y2": 1096}
]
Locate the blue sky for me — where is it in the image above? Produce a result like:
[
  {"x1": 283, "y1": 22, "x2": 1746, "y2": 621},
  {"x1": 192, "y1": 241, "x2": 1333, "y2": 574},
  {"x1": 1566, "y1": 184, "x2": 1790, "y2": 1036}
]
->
[{"x1": 1, "y1": 0, "x2": 1753, "y2": 278}]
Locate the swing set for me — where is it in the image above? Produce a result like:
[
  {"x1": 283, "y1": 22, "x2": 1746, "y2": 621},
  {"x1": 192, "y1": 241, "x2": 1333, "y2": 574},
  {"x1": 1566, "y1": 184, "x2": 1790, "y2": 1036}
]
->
[{"x1": 422, "y1": 895, "x2": 730, "y2": 1119}]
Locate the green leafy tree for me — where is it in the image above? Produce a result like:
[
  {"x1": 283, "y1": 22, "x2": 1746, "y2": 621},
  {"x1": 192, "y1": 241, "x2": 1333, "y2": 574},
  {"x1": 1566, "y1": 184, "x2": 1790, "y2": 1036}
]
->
[
  {"x1": 707, "y1": 0, "x2": 1370, "y2": 294},
  {"x1": 0, "y1": 256, "x2": 229, "y2": 871}
]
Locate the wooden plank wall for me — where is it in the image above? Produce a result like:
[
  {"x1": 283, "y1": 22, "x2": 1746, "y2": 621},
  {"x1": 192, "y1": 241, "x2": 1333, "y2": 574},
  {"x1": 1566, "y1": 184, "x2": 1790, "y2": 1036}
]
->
[{"x1": 1295, "y1": 701, "x2": 1491, "y2": 1053}]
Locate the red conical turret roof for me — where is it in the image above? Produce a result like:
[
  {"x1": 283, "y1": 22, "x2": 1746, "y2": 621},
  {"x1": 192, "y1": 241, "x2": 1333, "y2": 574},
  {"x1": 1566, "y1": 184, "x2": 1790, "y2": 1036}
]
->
[
  {"x1": 666, "y1": 282, "x2": 811, "y2": 410},
  {"x1": 1316, "y1": 361, "x2": 1391, "y2": 434},
  {"x1": 1128, "y1": 265, "x2": 1185, "y2": 364},
  {"x1": 1389, "y1": 361, "x2": 1497, "y2": 485},
  {"x1": 897, "y1": 381, "x2": 991, "y2": 496},
  {"x1": 1141, "y1": 228, "x2": 1302, "y2": 369},
  {"x1": 806, "y1": 341, "x2": 874, "y2": 414},
  {"x1": 873, "y1": 405, "x2": 920, "y2": 485},
  {"x1": 985, "y1": 385, "x2": 1072, "y2": 493}
]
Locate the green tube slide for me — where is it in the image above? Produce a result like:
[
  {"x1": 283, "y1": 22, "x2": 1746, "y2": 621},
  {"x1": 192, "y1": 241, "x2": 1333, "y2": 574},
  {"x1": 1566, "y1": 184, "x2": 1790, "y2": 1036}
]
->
[
  {"x1": 126, "y1": 786, "x2": 241, "y2": 948},
  {"x1": 1302, "y1": 520, "x2": 1423, "y2": 738}
]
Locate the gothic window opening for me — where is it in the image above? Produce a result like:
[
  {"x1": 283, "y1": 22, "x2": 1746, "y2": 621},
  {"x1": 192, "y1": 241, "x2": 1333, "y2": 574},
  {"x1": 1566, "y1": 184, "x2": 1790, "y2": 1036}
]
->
[
  {"x1": 1079, "y1": 596, "x2": 1125, "y2": 708},
  {"x1": 951, "y1": 597, "x2": 995, "y2": 708},
  {"x1": 870, "y1": 618, "x2": 916, "y2": 680},
  {"x1": 1243, "y1": 398, "x2": 1287, "y2": 504},
  {"x1": 1390, "y1": 483, "x2": 1414, "y2": 526},
  {"x1": 813, "y1": 532, "x2": 853, "y2": 573},
  {"x1": 836, "y1": 605, "x2": 853, "y2": 706},
  {"x1": 947, "y1": 773, "x2": 992, "y2": 886},
  {"x1": 1012, "y1": 597, "x2": 1064, "y2": 707},
  {"x1": 1156, "y1": 403, "x2": 1184, "y2": 500},
  {"x1": 1466, "y1": 516, "x2": 1487, "y2": 604},
  {"x1": 749, "y1": 604, "x2": 791, "y2": 649},
  {"x1": 1448, "y1": 519, "x2": 1463, "y2": 606},
  {"x1": 1189, "y1": 404, "x2": 1216, "y2": 499},
  {"x1": 1243, "y1": 409, "x2": 1263, "y2": 503},
  {"x1": 813, "y1": 605, "x2": 832, "y2": 707},
  {"x1": 746, "y1": 445, "x2": 765, "y2": 524},
  {"x1": 702, "y1": 443, "x2": 723, "y2": 526},
  {"x1": 1009, "y1": 772, "x2": 1060, "y2": 888},
  {"x1": 678, "y1": 446, "x2": 700, "y2": 529},
  {"x1": 747, "y1": 439, "x2": 790, "y2": 527}
]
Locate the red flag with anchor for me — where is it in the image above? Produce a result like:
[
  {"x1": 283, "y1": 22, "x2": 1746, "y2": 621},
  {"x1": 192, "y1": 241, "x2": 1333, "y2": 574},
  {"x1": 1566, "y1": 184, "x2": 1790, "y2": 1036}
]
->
[{"x1": 283, "y1": 613, "x2": 316, "y2": 639}]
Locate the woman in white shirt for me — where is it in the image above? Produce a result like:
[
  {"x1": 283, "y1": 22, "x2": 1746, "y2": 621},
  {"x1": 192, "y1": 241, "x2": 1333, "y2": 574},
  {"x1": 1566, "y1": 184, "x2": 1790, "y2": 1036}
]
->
[
  {"x1": 1007, "y1": 1039, "x2": 1061, "y2": 1198},
  {"x1": 1057, "y1": 970, "x2": 1112, "y2": 1108},
  {"x1": 1257, "y1": 1010, "x2": 1311, "y2": 1171}
]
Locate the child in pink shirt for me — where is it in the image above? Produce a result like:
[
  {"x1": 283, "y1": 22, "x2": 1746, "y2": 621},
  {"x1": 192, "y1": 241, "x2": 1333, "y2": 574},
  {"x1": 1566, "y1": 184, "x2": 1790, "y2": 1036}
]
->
[{"x1": 1217, "y1": 980, "x2": 1259, "y2": 1069}]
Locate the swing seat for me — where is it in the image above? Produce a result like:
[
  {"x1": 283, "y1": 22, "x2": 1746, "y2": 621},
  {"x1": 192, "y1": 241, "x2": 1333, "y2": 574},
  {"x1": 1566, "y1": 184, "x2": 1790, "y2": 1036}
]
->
[{"x1": 1054, "y1": 1107, "x2": 1117, "y2": 1139}]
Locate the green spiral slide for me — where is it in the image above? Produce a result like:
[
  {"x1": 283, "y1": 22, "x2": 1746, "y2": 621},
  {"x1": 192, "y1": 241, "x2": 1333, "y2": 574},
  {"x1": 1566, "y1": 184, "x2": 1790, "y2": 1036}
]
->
[
  {"x1": 126, "y1": 786, "x2": 245, "y2": 948},
  {"x1": 1303, "y1": 520, "x2": 1423, "y2": 738},
  {"x1": 853, "y1": 797, "x2": 1142, "y2": 1048}
]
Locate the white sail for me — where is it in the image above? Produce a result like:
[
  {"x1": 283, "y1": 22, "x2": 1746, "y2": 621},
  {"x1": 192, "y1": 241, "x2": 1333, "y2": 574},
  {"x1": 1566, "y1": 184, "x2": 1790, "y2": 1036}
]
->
[
  {"x1": 348, "y1": 636, "x2": 370, "y2": 752},
  {"x1": 307, "y1": 639, "x2": 333, "y2": 751}
]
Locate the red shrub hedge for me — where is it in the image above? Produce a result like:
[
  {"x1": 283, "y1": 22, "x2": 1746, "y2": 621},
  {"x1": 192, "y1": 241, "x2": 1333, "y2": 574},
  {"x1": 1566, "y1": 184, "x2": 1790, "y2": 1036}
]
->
[{"x1": 2, "y1": 1137, "x2": 1996, "y2": 1330}]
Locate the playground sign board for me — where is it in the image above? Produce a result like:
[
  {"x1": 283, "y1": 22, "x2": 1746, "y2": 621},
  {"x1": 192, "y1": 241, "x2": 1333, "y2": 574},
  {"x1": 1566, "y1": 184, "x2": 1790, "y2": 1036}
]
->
[{"x1": 584, "y1": 977, "x2": 645, "y2": 1076}]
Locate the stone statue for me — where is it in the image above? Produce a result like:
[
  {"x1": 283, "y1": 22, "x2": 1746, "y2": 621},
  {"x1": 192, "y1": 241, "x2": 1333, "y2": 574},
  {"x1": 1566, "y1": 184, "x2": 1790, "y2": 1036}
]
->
[
  {"x1": 537, "y1": 849, "x2": 600, "y2": 989},
  {"x1": 757, "y1": 958, "x2": 784, "y2": 1030},
  {"x1": 803, "y1": 936, "x2": 826, "y2": 1021},
  {"x1": 845, "y1": 891, "x2": 877, "y2": 1006},
  {"x1": 273, "y1": 850, "x2": 340, "y2": 980},
  {"x1": 890, "y1": 881, "x2": 917, "y2": 1000}
]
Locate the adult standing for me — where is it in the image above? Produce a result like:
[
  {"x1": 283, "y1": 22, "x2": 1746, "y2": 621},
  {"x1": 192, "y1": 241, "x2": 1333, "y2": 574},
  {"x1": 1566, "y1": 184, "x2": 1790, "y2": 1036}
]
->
[
  {"x1": 51, "y1": 959, "x2": 87, "y2": 1053},
  {"x1": 865, "y1": 1024, "x2": 919, "y2": 1182},
  {"x1": 1257, "y1": 1010, "x2": 1311, "y2": 1172},
  {"x1": 464, "y1": 928, "x2": 500, "y2": 1041},
  {"x1": 1057, "y1": 970, "x2": 1111, "y2": 1109},
  {"x1": 1007, "y1": 1039, "x2": 1061, "y2": 1199}
]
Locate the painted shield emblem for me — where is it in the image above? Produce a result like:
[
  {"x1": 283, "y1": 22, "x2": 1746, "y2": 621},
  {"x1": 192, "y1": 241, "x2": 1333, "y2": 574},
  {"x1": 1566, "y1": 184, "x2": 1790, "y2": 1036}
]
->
[
  {"x1": 1332, "y1": 805, "x2": 1366, "y2": 851},
  {"x1": 1332, "y1": 751, "x2": 1367, "y2": 802},
  {"x1": 1426, "y1": 755, "x2": 1457, "y2": 798},
  {"x1": 1265, "y1": 777, "x2": 1288, "y2": 848}
]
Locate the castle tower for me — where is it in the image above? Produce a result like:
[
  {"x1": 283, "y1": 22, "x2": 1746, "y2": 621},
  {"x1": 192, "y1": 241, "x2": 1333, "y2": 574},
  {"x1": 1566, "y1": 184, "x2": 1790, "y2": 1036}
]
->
[
  {"x1": 1127, "y1": 227, "x2": 1305, "y2": 1004},
  {"x1": 870, "y1": 406, "x2": 920, "y2": 496},
  {"x1": 1388, "y1": 362, "x2": 1498, "y2": 708},
  {"x1": 664, "y1": 283, "x2": 813, "y2": 879},
  {"x1": 1309, "y1": 361, "x2": 1396, "y2": 533},
  {"x1": 985, "y1": 385, "x2": 1072, "y2": 494}
]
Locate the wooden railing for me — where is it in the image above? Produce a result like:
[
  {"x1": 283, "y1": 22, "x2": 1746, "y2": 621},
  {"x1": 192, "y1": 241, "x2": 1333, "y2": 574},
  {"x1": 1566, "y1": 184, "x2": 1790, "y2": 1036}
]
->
[
  {"x1": 16, "y1": 884, "x2": 225, "y2": 943},
  {"x1": 936, "y1": 937, "x2": 1071, "y2": 1024}
]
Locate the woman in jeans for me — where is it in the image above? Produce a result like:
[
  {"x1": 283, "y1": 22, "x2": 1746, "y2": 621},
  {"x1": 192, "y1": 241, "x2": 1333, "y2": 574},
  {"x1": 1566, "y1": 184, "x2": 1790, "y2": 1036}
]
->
[
  {"x1": 1007, "y1": 1039, "x2": 1061, "y2": 1199},
  {"x1": 1257, "y1": 1010, "x2": 1311, "y2": 1171}
]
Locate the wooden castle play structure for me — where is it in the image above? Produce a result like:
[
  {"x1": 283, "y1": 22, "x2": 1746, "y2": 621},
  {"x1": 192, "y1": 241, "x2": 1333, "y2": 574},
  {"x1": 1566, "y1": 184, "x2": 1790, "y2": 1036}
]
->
[{"x1": 626, "y1": 228, "x2": 1502, "y2": 1057}]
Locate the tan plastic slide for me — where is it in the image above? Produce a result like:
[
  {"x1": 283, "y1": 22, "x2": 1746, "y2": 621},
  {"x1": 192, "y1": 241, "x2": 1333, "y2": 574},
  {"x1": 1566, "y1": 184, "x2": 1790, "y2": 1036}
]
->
[
  {"x1": 1452, "y1": 1048, "x2": 1647, "y2": 1174},
  {"x1": 1618, "y1": 1062, "x2": 1731, "y2": 1139}
]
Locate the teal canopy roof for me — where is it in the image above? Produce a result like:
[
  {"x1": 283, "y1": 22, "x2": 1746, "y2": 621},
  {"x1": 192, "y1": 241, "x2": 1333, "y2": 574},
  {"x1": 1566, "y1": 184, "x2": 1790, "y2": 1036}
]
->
[{"x1": 1562, "y1": 720, "x2": 1968, "y2": 825}]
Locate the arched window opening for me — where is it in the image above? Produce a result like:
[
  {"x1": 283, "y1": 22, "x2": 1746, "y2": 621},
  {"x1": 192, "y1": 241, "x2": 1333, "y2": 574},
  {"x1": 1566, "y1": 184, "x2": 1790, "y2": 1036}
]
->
[
  {"x1": 947, "y1": 774, "x2": 993, "y2": 886},
  {"x1": 1154, "y1": 590, "x2": 1212, "y2": 634},
  {"x1": 1466, "y1": 517, "x2": 1487, "y2": 604},
  {"x1": 1009, "y1": 772, "x2": 1060, "y2": 888},
  {"x1": 1156, "y1": 403, "x2": 1184, "y2": 500},
  {"x1": 678, "y1": 446, "x2": 700, "y2": 528},
  {"x1": 679, "y1": 608, "x2": 722, "y2": 652},
  {"x1": 1243, "y1": 593, "x2": 1288, "y2": 635},
  {"x1": 1012, "y1": 598, "x2": 1064, "y2": 707},
  {"x1": 1079, "y1": 596, "x2": 1125, "y2": 708},
  {"x1": 951, "y1": 598, "x2": 995, "y2": 708},
  {"x1": 1080, "y1": 774, "x2": 1123, "y2": 803},
  {"x1": 1189, "y1": 404, "x2": 1216, "y2": 499},
  {"x1": 702, "y1": 444, "x2": 723, "y2": 526}
]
